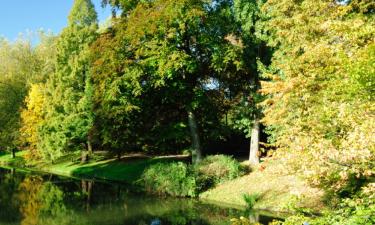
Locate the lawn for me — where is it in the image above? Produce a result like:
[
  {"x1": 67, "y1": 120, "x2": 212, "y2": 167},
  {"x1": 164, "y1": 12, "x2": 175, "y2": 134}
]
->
[{"x1": 0, "y1": 151, "x2": 189, "y2": 184}]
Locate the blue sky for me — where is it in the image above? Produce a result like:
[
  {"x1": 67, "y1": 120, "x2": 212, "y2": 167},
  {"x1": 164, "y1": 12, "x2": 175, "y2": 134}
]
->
[{"x1": 0, "y1": 0, "x2": 111, "y2": 42}]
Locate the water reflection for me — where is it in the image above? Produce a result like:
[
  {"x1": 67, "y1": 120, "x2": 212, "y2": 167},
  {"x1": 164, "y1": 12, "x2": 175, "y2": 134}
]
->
[{"x1": 0, "y1": 167, "x2": 276, "y2": 225}]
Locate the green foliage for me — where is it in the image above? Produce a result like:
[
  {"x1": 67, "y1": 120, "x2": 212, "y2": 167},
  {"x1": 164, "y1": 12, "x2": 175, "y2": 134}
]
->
[
  {"x1": 242, "y1": 193, "x2": 261, "y2": 210},
  {"x1": 260, "y1": 0, "x2": 375, "y2": 200},
  {"x1": 68, "y1": 0, "x2": 97, "y2": 27},
  {"x1": 140, "y1": 162, "x2": 198, "y2": 197},
  {"x1": 195, "y1": 155, "x2": 246, "y2": 191},
  {"x1": 140, "y1": 155, "x2": 245, "y2": 197},
  {"x1": 90, "y1": 0, "x2": 258, "y2": 156},
  {"x1": 39, "y1": 0, "x2": 98, "y2": 161},
  {"x1": 0, "y1": 34, "x2": 56, "y2": 150}
]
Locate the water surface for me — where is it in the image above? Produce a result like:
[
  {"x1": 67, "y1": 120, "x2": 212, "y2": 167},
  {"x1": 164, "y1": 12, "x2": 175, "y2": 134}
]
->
[{"x1": 0, "y1": 167, "x2": 276, "y2": 225}]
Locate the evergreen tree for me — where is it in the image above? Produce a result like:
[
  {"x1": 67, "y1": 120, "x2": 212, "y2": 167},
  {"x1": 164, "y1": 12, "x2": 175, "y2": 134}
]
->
[{"x1": 39, "y1": 0, "x2": 98, "y2": 161}]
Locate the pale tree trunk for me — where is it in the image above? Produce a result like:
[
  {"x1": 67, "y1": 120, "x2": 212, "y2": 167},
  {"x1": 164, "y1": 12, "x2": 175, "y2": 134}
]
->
[
  {"x1": 87, "y1": 137, "x2": 93, "y2": 156},
  {"x1": 188, "y1": 110, "x2": 202, "y2": 164},
  {"x1": 249, "y1": 118, "x2": 260, "y2": 165},
  {"x1": 81, "y1": 150, "x2": 88, "y2": 164}
]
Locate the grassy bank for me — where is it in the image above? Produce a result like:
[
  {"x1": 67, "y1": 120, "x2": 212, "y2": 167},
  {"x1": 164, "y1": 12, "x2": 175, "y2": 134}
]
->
[
  {"x1": 200, "y1": 160, "x2": 326, "y2": 213},
  {"x1": 0, "y1": 151, "x2": 27, "y2": 167},
  {"x1": 0, "y1": 151, "x2": 188, "y2": 184}
]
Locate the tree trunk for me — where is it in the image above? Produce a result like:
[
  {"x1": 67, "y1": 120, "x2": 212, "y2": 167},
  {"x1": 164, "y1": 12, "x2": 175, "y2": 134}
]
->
[
  {"x1": 249, "y1": 118, "x2": 260, "y2": 165},
  {"x1": 87, "y1": 138, "x2": 93, "y2": 157},
  {"x1": 81, "y1": 150, "x2": 88, "y2": 164},
  {"x1": 188, "y1": 110, "x2": 202, "y2": 164},
  {"x1": 11, "y1": 148, "x2": 16, "y2": 159}
]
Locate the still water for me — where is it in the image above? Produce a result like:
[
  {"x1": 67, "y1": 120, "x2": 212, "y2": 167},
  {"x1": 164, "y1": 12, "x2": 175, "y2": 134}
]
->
[{"x1": 0, "y1": 167, "x2": 276, "y2": 225}]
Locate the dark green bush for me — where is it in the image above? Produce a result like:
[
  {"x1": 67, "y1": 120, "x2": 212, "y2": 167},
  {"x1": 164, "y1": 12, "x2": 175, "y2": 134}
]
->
[
  {"x1": 140, "y1": 155, "x2": 246, "y2": 197},
  {"x1": 140, "y1": 162, "x2": 197, "y2": 197},
  {"x1": 195, "y1": 155, "x2": 245, "y2": 191}
]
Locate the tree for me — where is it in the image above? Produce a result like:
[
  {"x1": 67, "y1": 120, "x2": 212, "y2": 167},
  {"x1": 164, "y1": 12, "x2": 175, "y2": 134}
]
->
[
  {"x1": 0, "y1": 34, "x2": 55, "y2": 153},
  {"x1": 39, "y1": 0, "x2": 98, "y2": 161},
  {"x1": 223, "y1": 0, "x2": 271, "y2": 165},
  {"x1": 20, "y1": 84, "x2": 46, "y2": 159},
  {"x1": 260, "y1": 0, "x2": 374, "y2": 197},
  {"x1": 97, "y1": 0, "x2": 261, "y2": 163}
]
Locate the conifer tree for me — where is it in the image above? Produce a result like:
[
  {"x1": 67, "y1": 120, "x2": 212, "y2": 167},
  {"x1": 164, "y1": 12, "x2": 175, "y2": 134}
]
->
[{"x1": 40, "y1": 0, "x2": 98, "y2": 161}]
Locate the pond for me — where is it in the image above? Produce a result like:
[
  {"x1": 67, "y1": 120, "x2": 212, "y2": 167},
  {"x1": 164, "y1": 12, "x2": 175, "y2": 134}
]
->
[{"x1": 0, "y1": 167, "x2": 278, "y2": 225}]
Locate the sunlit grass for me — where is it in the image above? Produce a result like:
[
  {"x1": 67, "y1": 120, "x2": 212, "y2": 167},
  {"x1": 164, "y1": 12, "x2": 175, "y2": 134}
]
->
[
  {"x1": 0, "y1": 151, "x2": 27, "y2": 166},
  {"x1": 200, "y1": 160, "x2": 326, "y2": 213},
  {"x1": 0, "y1": 151, "x2": 188, "y2": 184}
]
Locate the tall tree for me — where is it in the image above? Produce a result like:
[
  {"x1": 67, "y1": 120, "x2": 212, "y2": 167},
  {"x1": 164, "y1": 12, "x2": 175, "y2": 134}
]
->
[
  {"x1": 225, "y1": 0, "x2": 271, "y2": 165},
  {"x1": 39, "y1": 0, "x2": 98, "y2": 161},
  {"x1": 97, "y1": 0, "x2": 258, "y2": 163}
]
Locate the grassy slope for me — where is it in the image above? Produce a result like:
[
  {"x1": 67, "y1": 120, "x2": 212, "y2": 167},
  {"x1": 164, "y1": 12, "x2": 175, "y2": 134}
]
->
[{"x1": 200, "y1": 160, "x2": 326, "y2": 213}]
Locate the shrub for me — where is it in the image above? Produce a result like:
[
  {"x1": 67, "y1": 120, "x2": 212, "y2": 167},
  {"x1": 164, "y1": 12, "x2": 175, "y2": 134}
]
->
[
  {"x1": 140, "y1": 162, "x2": 197, "y2": 197},
  {"x1": 243, "y1": 193, "x2": 261, "y2": 210},
  {"x1": 195, "y1": 155, "x2": 245, "y2": 191},
  {"x1": 140, "y1": 155, "x2": 246, "y2": 197}
]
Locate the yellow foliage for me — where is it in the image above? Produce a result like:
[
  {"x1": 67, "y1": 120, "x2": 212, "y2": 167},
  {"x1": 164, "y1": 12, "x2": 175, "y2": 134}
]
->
[{"x1": 20, "y1": 84, "x2": 46, "y2": 160}]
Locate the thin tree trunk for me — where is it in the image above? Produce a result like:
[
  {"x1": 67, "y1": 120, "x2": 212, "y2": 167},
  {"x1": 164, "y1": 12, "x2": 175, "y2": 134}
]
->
[
  {"x1": 188, "y1": 110, "x2": 202, "y2": 164},
  {"x1": 249, "y1": 118, "x2": 260, "y2": 165},
  {"x1": 81, "y1": 150, "x2": 88, "y2": 164},
  {"x1": 81, "y1": 141, "x2": 88, "y2": 164},
  {"x1": 87, "y1": 138, "x2": 93, "y2": 156}
]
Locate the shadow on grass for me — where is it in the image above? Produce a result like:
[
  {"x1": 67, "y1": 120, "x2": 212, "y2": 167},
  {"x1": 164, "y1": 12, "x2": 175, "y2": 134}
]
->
[
  {"x1": 0, "y1": 151, "x2": 7, "y2": 157},
  {"x1": 71, "y1": 155, "x2": 190, "y2": 184}
]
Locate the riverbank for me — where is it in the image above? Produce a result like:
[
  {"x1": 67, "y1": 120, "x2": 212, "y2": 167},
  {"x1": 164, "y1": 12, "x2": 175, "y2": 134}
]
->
[
  {"x1": 0, "y1": 151, "x2": 189, "y2": 184},
  {"x1": 0, "y1": 151, "x2": 325, "y2": 214}
]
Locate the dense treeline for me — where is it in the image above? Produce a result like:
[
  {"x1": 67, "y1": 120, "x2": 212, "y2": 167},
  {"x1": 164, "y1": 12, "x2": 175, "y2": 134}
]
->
[
  {"x1": 13, "y1": 0, "x2": 267, "y2": 164},
  {"x1": 0, "y1": 0, "x2": 373, "y2": 223}
]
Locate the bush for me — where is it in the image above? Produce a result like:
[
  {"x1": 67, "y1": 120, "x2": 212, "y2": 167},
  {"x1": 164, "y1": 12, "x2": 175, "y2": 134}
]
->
[
  {"x1": 195, "y1": 155, "x2": 245, "y2": 191},
  {"x1": 140, "y1": 155, "x2": 246, "y2": 197},
  {"x1": 140, "y1": 162, "x2": 197, "y2": 197},
  {"x1": 243, "y1": 193, "x2": 261, "y2": 210}
]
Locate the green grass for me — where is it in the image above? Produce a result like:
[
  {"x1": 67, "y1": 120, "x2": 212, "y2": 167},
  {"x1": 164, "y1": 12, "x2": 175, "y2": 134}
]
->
[
  {"x1": 0, "y1": 151, "x2": 188, "y2": 184},
  {"x1": 46, "y1": 156, "x2": 182, "y2": 183},
  {"x1": 0, "y1": 151, "x2": 27, "y2": 167}
]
